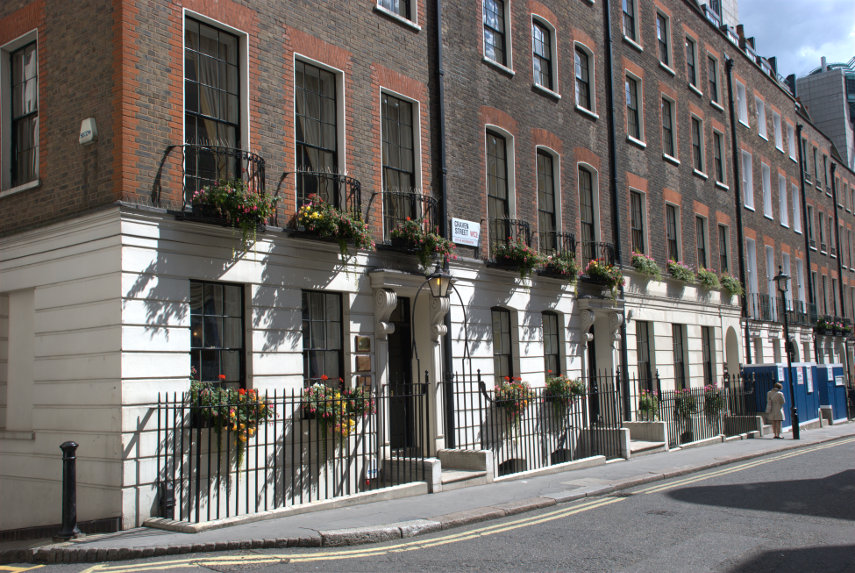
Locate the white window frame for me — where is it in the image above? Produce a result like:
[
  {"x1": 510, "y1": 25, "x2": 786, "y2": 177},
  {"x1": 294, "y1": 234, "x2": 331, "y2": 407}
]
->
[
  {"x1": 746, "y1": 238, "x2": 758, "y2": 295},
  {"x1": 707, "y1": 53, "x2": 721, "y2": 106},
  {"x1": 482, "y1": 0, "x2": 514, "y2": 73},
  {"x1": 625, "y1": 71, "x2": 644, "y2": 145},
  {"x1": 787, "y1": 123, "x2": 797, "y2": 160},
  {"x1": 772, "y1": 111, "x2": 783, "y2": 151},
  {"x1": 574, "y1": 43, "x2": 597, "y2": 117},
  {"x1": 712, "y1": 130, "x2": 727, "y2": 187},
  {"x1": 183, "y1": 11, "x2": 251, "y2": 162},
  {"x1": 695, "y1": 215, "x2": 709, "y2": 269},
  {"x1": 665, "y1": 202, "x2": 682, "y2": 262},
  {"x1": 293, "y1": 55, "x2": 348, "y2": 186},
  {"x1": 531, "y1": 15, "x2": 559, "y2": 97},
  {"x1": 782, "y1": 252, "x2": 793, "y2": 309},
  {"x1": 622, "y1": 0, "x2": 641, "y2": 47},
  {"x1": 535, "y1": 145, "x2": 562, "y2": 237},
  {"x1": 761, "y1": 162, "x2": 772, "y2": 219},
  {"x1": 691, "y1": 115, "x2": 706, "y2": 177},
  {"x1": 778, "y1": 174, "x2": 789, "y2": 228},
  {"x1": 375, "y1": 0, "x2": 420, "y2": 30},
  {"x1": 629, "y1": 188, "x2": 648, "y2": 254},
  {"x1": 765, "y1": 245, "x2": 776, "y2": 321},
  {"x1": 379, "y1": 87, "x2": 423, "y2": 195},
  {"x1": 685, "y1": 36, "x2": 700, "y2": 93},
  {"x1": 485, "y1": 125, "x2": 517, "y2": 219},
  {"x1": 792, "y1": 183, "x2": 801, "y2": 233},
  {"x1": 796, "y1": 258, "x2": 806, "y2": 306},
  {"x1": 736, "y1": 80, "x2": 748, "y2": 126},
  {"x1": 742, "y1": 150, "x2": 754, "y2": 210},
  {"x1": 578, "y1": 163, "x2": 601, "y2": 242},
  {"x1": 755, "y1": 95, "x2": 767, "y2": 139},
  {"x1": 1, "y1": 29, "x2": 40, "y2": 195},
  {"x1": 661, "y1": 95, "x2": 678, "y2": 163},
  {"x1": 655, "y1": 11, "x2": 672, "y2": 71}
]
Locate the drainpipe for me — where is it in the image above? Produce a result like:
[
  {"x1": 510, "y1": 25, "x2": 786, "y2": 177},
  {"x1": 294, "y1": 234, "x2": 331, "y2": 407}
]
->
[
  {"x1": 602, "y1": 0, "x2": 630, "y2": 419},
  {"x1": 724, "y1": 57, "x2": 751, "y2": 365},
  {"x1": 830, "y1": 163, "x2": 851, "y2": 376},
  {"x1": 434, "y1": 0, "x2": 456, "y2": 447},
  {"x1": 796, "y1": 124, "x2": 818, "y2": 363}
]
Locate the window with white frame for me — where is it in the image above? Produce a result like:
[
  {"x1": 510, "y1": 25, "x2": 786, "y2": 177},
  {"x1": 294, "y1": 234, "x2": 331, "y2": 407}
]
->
[
  {"x1": 2, "y1": 34, "x2": 38, "y2": 191},
  {"x1": 696, "y1": 216, "x2": 708, "y2": 268},
  {"x1": 818, "y1": 210, "x2": 826, "y2": 251},
  {"x1": 184, "y1": 17, "x2": 244, "y2": 195},
  {"x1": 742, "y1": 150, "x2": 754, "y2": 209},
  {"x1": 542, "y1": 311, "x2": 561, "y2": 376},
  {"x1": 381, "y1": 91, "x2": 418, "y2": 234},
  {"x1": 807, "y1": 204, "x2": 815, "y2": 247},
  {"x1": 377, "y1": 0, "x2": 413, "y2": 22},
  {"x1": 666, "y1": 204, "x2": 680, "y2": 261},
  {"x1": 579, "y1": 165, "x2": 599, "y2": 261},
  {"x1": 691, "y1": 116, "x2": 704, "y2": 173},
  {"x1": 787, "y1": 123, "x2": 796, "y2": 159},
  {"x1": 191, "y1": 281, "x2": 245, "y2": 387},
  {"x1": 779, "y1": 174, "x2": 788, "y2": 227},
  {"x1": 712, "y1": 131, "x2": 725, "y2": 184},
  {"x1": 491, "y1": 307, "x2": 515, "y2": 383},
  {"x1": 625, "y1": 73, "x2": 643, "y2": 141},
  {"x1": 792, "y1": 183, "x2": 801, "y2": 232},
  {"x1": 532, "y1": 17, "x2": 556, "y2": 92},
  {"x1": 630, "y1": 190, "x2": 646, "y2": 254},
  {"x1": 661, "y1": 96, "x2": 676, "y2": 159},
  {"x1": 813, "y1": 147, "x2": 821, "y2": 188},
  {"x1": 755, "y1": 96, "x2": 767, "y2": 139},
  {"x1": 656, "y1": 13, "x2": 671, "y2": 67},
  {"x1": 302, "y1": 290, "x2": 344, "y2": 385},
  {"x1": 761, "y1": 162, "x2": 772, "y2": 218},
  {"x1": 295, "y1": 59, "x2": 340, "y2": 206},
  {"x1": 622, "y1": 0, "x2": 639, "y2": 43},
  {"x1": 707, "y1": 55, "x2": 720, "y2": 104},
  {"x1": 486, "y1": 129, "x2": 513, "y2": 246},
  {"x1": 736, "y1": 81, "x2": 748, "y2": 125},
  {"x1": 536, "y1": 149, "x2": 558, "y2": 252},
  {"x1": 773, "y1": 111, "x2": 783, "y2": 150},
  {"x1": 575, "y1": 45, "x2": 594, "y2": 113},
  {"x1": 782, "y1": 252, "x2": 792, "y2": 309},
  {"x1": 685, "y1": 37, "x2": 698, "y2": 88},
  {"x1": 796, "y1": 258, "x2": 806, "y2": 306},
  {"x1": 718, "y1": 224, "x2": 729, "y2": 273},
  {"x1": 483, "y1": 0, "x2": 510, "y2": 67},
  {"x1": 765, "y1": 245, "x2": 776, "y2": 320},
  {"x1": 746, "y1": 238, "x2": 758, "y2": 297}
]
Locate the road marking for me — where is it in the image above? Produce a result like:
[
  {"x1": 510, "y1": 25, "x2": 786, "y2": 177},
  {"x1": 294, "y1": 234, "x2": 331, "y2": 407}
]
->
[
  {"x1": 79, "y1": 437, "x2": 854, "y2": 572},
  {"x1": 0, "y1": 566, "x2": 45, "y2": 573},
  {"x1": 637, "y1": 438, "x2": 854, "y2": 495},
  {"x1": 78, "y1": 497, "x2": 624, "y2": 573}
]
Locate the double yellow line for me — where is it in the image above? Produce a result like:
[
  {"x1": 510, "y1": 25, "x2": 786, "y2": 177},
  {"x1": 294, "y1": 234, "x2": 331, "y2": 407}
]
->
[{"x1": 80, "y1": 437, "x2": 853, "y2": 573}]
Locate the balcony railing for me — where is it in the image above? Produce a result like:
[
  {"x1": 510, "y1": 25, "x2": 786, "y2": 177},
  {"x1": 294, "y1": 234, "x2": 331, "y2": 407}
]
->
[
  {"x1": 365, "y1": 191, "x2": 439, "y2": 240},
  {"x1": 747, "y1": 292, "x2": 776, "y2": 322},
  {"x1": 279, "y1": 170, "x2": 362, "y2": 215},
  {"x1": 578, "y1": 241, "x2": 616, "y2": 266},
  {"x1": 489, "y1": 218, "x2": 531, "y2": 258},
  {"x1": 154, "y1": 144, "x2": 266, "y2": 209},
  {"x1": 538, "y1": 231, "x2": 576, "y2": 257}
]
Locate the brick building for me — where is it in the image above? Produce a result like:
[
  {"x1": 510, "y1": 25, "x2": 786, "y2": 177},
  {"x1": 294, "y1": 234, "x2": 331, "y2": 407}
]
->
[{"x1": 0, "y1": 0, "x2": 853, "y2": 534}]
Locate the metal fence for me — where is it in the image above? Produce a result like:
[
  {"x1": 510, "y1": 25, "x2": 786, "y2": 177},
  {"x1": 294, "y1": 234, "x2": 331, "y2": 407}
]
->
[
  {"x1": 155, "y1": 383, "x2": 429, "y2": 524},
  {"x1": 625, "y1": 374, "x2": 762, "y2": 449},
  {"x1": 444, "y1": 371, "x2": 625, "y2": 476}
]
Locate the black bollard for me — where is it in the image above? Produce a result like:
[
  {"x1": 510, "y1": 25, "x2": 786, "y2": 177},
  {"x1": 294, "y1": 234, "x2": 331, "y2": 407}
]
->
[{"x1": 55, "y1": 441, "x2": 81, "y2": 541}]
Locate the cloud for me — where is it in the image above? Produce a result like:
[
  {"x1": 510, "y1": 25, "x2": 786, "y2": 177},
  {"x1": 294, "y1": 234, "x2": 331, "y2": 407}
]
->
[{"x1": 738, "y1": 0, "x2": 855, "y2": 77}]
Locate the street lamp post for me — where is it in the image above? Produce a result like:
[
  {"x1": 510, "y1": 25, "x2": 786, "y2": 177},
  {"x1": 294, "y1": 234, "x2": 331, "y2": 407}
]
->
[{"x1": 773, "y1": 266, "x2": 800, "y2": 440}]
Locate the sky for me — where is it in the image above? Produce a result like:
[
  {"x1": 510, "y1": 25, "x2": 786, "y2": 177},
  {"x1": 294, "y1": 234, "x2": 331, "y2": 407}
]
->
[{"x1": 737, "y1": 0, "x2": 855, "y2": 78}]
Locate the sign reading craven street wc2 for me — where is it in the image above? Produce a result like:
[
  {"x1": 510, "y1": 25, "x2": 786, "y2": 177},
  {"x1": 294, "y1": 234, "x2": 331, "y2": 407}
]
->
[{"x1": 452, "y1": 218, "x2": 480, "y2": 247}]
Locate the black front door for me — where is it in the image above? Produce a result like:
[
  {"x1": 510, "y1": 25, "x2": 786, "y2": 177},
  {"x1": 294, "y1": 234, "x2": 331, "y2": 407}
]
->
[
  {"x1": 388, "y1": 297, "x2": 416, "y2": 454},
  {"x1": 588, "y1": 325, "x2": 601, "y2": 423}
]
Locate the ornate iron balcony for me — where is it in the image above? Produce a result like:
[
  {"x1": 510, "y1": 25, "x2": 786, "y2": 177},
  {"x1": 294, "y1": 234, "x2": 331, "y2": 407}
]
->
[
  {"x1": 578, "y1": 241, "x2": 616, "y2": 266},
  {"x1": 366, "y1": 191, "x2": 439, "y2": 241},
  {"x1": 279, "y1": 170, "x2": 362, "y2": 216}
]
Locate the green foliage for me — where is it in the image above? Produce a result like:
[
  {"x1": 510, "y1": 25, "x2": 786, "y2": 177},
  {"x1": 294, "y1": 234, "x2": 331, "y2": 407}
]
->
[
  {"x1": 296, "y1": 194, "x2": 374, "y2": 257},
  {"x1": 667, "y1": 260, "x2": 696, "y2": 283},
  {"x1": 542, "y1": 251, "x2": 580, "y2": 282},
  {"x1": 191, "y1": 178, "x2": 278, "y2": 251},
  {"x1": 719, "y1": 273, "x2": 744, "y2": 296},
  {"x1": 494, "y1": 377, "x2": 534, "y2": 421},
  {"x1": 631, "y1": 252, "x2": 662, "y2": 280},
  {"x1": 703, "y1": 384, "x2": 724, "y2": 416},
  {"x1": 390, "y1": 218, "x2": 456, "y2": 269},
  {"x1": 696, "y1": 267, "x2": 721, "y2": 290},
  {"x1": 301, "y1": 378, "x2": 376, "y2": 437},
  {"x1": 494, "y1": 238, "x2": 544, "y2": 278},
  {"x1": 638, "y1": 389, "x2": 659, "y2": 420},
  {"x1": 544, "y1": 374, "x2": 586, "y2": 408}
]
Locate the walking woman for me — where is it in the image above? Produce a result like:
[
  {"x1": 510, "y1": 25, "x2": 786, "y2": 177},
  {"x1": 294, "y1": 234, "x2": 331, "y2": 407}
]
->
[{"x1": 765, "y1": 383, "x2": 786, "y2": 439}]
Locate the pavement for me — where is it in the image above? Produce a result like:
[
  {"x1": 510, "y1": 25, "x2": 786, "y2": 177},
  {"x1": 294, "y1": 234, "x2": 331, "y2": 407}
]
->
[{"x1": 2, "y1": 421, "x2": 854, "y2": 565}]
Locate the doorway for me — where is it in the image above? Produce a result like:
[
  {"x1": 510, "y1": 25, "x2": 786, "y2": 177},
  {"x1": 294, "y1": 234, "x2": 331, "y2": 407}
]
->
[{"x1": 387, "y1": 297, "x2": 418, "y2": 455}]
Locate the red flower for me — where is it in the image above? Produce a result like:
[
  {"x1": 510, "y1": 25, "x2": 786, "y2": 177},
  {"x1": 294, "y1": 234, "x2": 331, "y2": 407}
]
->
[
  {"x1": 218, "y1": 374, "x2": 226, "y2": 381},
  {"x1": 321, "y1": 374, "x2": 329, "y2": 381}
]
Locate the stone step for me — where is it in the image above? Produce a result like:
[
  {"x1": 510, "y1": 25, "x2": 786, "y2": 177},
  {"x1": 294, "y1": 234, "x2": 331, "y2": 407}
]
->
[
  {"x1": 439, "y1": 468, "x2": 490, "y2": 492},
  {"x1": 630, "y1": 439, "x2": 667, "y2": 456}
]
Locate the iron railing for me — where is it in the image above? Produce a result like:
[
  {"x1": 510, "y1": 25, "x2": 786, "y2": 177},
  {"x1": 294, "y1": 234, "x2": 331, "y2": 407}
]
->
[
  {"x1": 279, "y1": 170, "x2": 362, "y2": 215},
  {"x1": 443, "y1": 371, "x2": 624, "y2": 476},
  {"x1": 153, "y1": 144, "x2": 266, "y2": 209},
  {"x1": 538, "y1": 231, "x2": 576, "y2": 257},
  {"x1": 747, "y1": 292, "x2": 776, "y2": 322},
  {"x1": 365, "y1": 191, "x2": 440, "y2": 241},
  {"x1": 579, "y1": 241, "x2": 616, "y2": 266},
  {"x1": 155, "y1": 383, "x2": 428, "y2": 524},
  {"x1": 489, "y1": 218, "x2": 532, "y2": 258}
]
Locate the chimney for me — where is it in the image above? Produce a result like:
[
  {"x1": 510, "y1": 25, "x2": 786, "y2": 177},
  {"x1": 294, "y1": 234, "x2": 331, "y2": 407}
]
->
[
  {"x1": 746, "y1": 37, "x2": 755, "y2": 50},
  {"x1": 768, "y1": 57, "x2": 777, "y2": 74},
  {"x1": 786, "y1": 74, "x2": 797, "y2": 97},
  {"x1": 821, "y1": 56, "x2": 827, "y2": 71},
  {"x1": 736, "y1": 24, "x2": 746, "y2": 48}
]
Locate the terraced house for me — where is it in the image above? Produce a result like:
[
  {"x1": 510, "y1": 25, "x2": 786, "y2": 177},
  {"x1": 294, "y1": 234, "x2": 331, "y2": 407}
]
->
[{"x1": 1, "y1": 0, "x2": 853, "y2": 536}]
